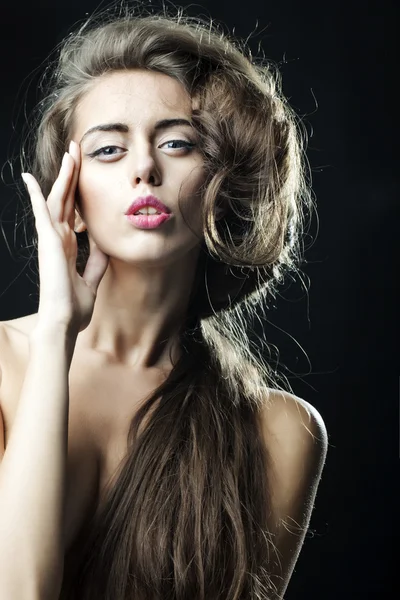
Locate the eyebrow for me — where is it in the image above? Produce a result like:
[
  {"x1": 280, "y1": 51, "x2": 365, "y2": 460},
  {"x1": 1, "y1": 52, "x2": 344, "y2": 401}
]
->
[{"x1": 79, "y1": 118, "x2": 193, "y2": 144}]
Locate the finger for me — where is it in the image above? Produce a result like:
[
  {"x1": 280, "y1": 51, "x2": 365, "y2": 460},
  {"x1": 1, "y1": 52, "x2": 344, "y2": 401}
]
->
[
  {"x1": 22, "y1": 173, "x2": 53, "y2": 232},
  {"x1": 63, "y1": 140, "x2": 81, "y2": 228},
  {"x1": 46, "y1": 152, "x2": 75, "y2": 224}
]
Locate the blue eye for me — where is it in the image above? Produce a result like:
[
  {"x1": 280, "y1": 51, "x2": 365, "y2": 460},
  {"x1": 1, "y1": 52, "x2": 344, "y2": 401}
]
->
[
  {"x1": 161, "y1": 140, "x2": 196, "y2": 150},
  {"x1": 88, "y1": 146, "x2": 122, "y2": 158},
  {"x1": 88, "y1": 140, "x2": 196, "y2": 159}
]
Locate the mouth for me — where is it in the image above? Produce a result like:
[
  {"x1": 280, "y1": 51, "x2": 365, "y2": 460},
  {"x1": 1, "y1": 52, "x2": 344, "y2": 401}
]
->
[
  {"x1": 125, "y1": 195, "x2": 171, "y2": 216},
  {"x1": 132, "y1": 208, "x2": 163, "y2": 215}
]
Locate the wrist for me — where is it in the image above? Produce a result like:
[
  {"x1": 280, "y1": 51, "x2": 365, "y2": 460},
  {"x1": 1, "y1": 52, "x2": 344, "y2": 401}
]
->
[
  {"x1": 30, "y1": 320, "x2": 78, "y2": 348},
  {"x1": 30, "y1": 322, "x2": 79, "y2": 367}
]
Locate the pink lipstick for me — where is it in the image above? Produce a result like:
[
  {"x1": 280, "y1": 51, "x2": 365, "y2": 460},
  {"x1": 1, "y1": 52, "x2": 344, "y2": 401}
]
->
[
  {"x1": 125, "y1": 195, "x2": 172, "y2": 230},
  {"x1": 126, "y1": 213, "x2": 171, "y2": 229},
  {"x1": 125, "y1": 195, "x2": 171, "y2": 215}
]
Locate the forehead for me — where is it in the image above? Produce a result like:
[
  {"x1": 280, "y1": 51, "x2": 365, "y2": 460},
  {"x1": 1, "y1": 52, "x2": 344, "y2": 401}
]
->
[{"x1": 73, "y1": 69, "x2": 192, "y2": 135}]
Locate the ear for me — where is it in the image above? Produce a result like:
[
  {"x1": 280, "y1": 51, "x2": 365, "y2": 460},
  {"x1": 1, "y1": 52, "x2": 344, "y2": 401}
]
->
[{"x1": 74, "y1": 209, "x2": 87, "y2": 233}]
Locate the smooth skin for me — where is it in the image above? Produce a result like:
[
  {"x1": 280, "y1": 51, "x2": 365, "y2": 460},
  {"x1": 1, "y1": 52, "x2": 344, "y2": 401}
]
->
[
  {"x1": 22, "y1": 144, "x2": 109, "y2": 335},
  {"x1": 5, "y1": 69, "x2": 328, "y2": 599},
  {"x1": 0, "y1": 70, "x2": 223, "y2": 596},
  {"x1": 69, "y1": 70, "x2": 210, "y2": 369},
  {"x1": 0, "y1": 147, "x2": 111, "y2": 597}
]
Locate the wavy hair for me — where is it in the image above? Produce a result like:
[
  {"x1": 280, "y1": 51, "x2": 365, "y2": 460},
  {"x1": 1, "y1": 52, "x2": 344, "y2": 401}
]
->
[{"x1": 18, "y1": 2, "x2": 314, "y2": 598}]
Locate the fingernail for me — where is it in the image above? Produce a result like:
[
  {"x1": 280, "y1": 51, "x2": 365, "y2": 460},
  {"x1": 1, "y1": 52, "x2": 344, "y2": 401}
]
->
[
  {"x1": 21, "y1": 173, "x2": 29, "y2": 187},
  {"x1": 62, "y1": 152, "x2": 69, "y2": 165},
  {"x1": 69, "y1": 140, "x2": 75, "y2": 153}
]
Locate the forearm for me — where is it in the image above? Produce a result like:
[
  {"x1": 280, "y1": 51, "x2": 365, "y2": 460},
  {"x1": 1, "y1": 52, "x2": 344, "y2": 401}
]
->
[{"x1": 0, "y1": 322, "x2": 77, "y2": 599}]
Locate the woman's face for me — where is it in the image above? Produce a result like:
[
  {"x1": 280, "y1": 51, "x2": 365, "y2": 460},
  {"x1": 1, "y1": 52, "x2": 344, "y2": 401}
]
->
[{"x1": 71, "y1": 69, "x2": 207, "y2": 267}]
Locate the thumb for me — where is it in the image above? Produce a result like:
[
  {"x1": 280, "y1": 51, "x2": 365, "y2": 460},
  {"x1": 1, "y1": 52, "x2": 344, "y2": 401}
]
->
[{"x1": 82, "y1": 240, "x2": 109, "y2": 292}]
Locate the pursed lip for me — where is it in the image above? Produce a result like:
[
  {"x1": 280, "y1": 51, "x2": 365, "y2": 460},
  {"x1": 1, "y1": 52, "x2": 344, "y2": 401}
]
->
[{"x1": 125, "y1": 195, "x2": 171, "y2": 215}]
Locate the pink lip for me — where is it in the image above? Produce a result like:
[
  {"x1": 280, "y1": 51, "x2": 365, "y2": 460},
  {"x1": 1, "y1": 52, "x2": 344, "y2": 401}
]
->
[
  {"x1": 126, "y1": 213, "x2": 171, "y2": 229},
  {"x1": 125, "y1": 195, "x2": 170, "y2": 215}
]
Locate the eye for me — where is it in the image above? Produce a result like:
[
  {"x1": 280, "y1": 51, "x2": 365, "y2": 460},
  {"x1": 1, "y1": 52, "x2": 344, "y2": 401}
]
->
[
  {"x1": 87, "y1": 140, "x2": 196, "y2": 161},
  {"x1": 87, "y1": 146, "x2": 124, "y2": 160},
  {"x1": 160, "y1": 139, "x2": 196, "y2": 151}
]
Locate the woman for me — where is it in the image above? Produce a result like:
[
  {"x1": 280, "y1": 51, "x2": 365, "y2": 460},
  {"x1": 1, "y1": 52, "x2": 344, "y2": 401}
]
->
[{"x1": 0, "y1": 5, "x2": 328, "y2": 599}]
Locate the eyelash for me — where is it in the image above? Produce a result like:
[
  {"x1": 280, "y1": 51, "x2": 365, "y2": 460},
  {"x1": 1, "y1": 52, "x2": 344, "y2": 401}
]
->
[{"x1": 88, "y1": 140, "x2": 196, "y2": 158}]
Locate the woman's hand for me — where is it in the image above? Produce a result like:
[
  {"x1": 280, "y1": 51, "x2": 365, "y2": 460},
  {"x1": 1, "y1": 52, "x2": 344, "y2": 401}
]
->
[{"x1": 22, "y1": 140, "x2": 109, "y2": 335}]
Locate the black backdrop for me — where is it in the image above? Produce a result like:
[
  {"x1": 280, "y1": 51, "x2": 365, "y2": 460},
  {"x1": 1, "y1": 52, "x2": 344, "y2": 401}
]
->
[{"x1": 0, "y1": 1, "x2": 397, "y2": 598}]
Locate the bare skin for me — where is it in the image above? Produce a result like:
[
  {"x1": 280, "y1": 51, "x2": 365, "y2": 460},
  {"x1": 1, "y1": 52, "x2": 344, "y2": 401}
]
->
[
  {"x1": 0, "y1": 69, "x2": 327, "y2": 597},
  {"x1": 71, "y1": 69, "x2": 209, "y2": 369},
  {"x1": 0, "y1": 312, "x2": 327, "y2": 598},
  {"x1": 0, "y1": 311, "x2": 167, "y2": 557},
  {"x1": 1, "y1": 69, "x2": 214, "y2": 587}
]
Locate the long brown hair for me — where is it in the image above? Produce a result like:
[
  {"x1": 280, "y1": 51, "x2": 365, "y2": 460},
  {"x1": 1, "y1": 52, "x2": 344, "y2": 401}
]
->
[{"x1": 19, "y1": 3, "x2": 313, "y2": 598}]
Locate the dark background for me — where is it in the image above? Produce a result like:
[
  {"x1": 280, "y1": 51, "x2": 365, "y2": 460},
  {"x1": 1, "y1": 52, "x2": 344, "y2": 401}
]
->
[{"x1": 0, "y1": 1, "x2": 397, "y2": 598}]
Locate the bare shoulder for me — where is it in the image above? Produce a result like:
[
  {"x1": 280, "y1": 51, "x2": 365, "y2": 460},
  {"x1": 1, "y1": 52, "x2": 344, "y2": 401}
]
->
[
  {"x1": 259, "y1": 387, "x2": 328, "y2": 508},
  {"x1": 1, "y1": 312, "x2": 40, "y2": 338},
  {"x1": 0, "y1": 313, "x2": 40, "y2": 452},
  {"x1": 258, "y1": 389, "x2": 328, "y2": 598},
  {"x1": 260, "y1": 388, "x2": 328, "y2": 447},
  {"x1": 0, "y1": 320, "x2": 8, "y2": 384},
  {"x1": 0, "y1": 312, "x2": 40, "y2": 376},
  {"x1": 0, "y1": 312, "x2": 41, "y2": 385}
]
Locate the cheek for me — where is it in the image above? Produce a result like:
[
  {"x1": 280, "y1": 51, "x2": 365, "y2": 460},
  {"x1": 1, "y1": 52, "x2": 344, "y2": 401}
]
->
[
  {"x1": 78, "y1": 165, "x2": 97, "y2": 193},
  {"x1": 76, "y1": 169, "x2": 107, "y2": 213}
]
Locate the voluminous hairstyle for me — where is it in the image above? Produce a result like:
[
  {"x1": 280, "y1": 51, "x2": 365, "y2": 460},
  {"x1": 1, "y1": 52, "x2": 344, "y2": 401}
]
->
[{"x1": 19, "y1": 3, "x2": 314, "y2": 599}]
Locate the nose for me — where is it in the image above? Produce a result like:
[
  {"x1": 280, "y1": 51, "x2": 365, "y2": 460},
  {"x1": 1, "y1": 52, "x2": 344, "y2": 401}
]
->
[{"x1": 129, "y1": 144, "x2": 161, "y2": 187}]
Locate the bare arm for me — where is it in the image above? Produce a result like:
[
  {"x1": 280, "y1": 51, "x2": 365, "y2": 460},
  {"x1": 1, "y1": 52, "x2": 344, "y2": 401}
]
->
[
  {"x1": 260, "y1": 391, "x2": 328, "y2": 599},
  {"x1": 0, "y1": 139, "x2": 107, "y2": 599},
  {"x1": 0, "y1": 322, "x2": 78, "y2": 600}
]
